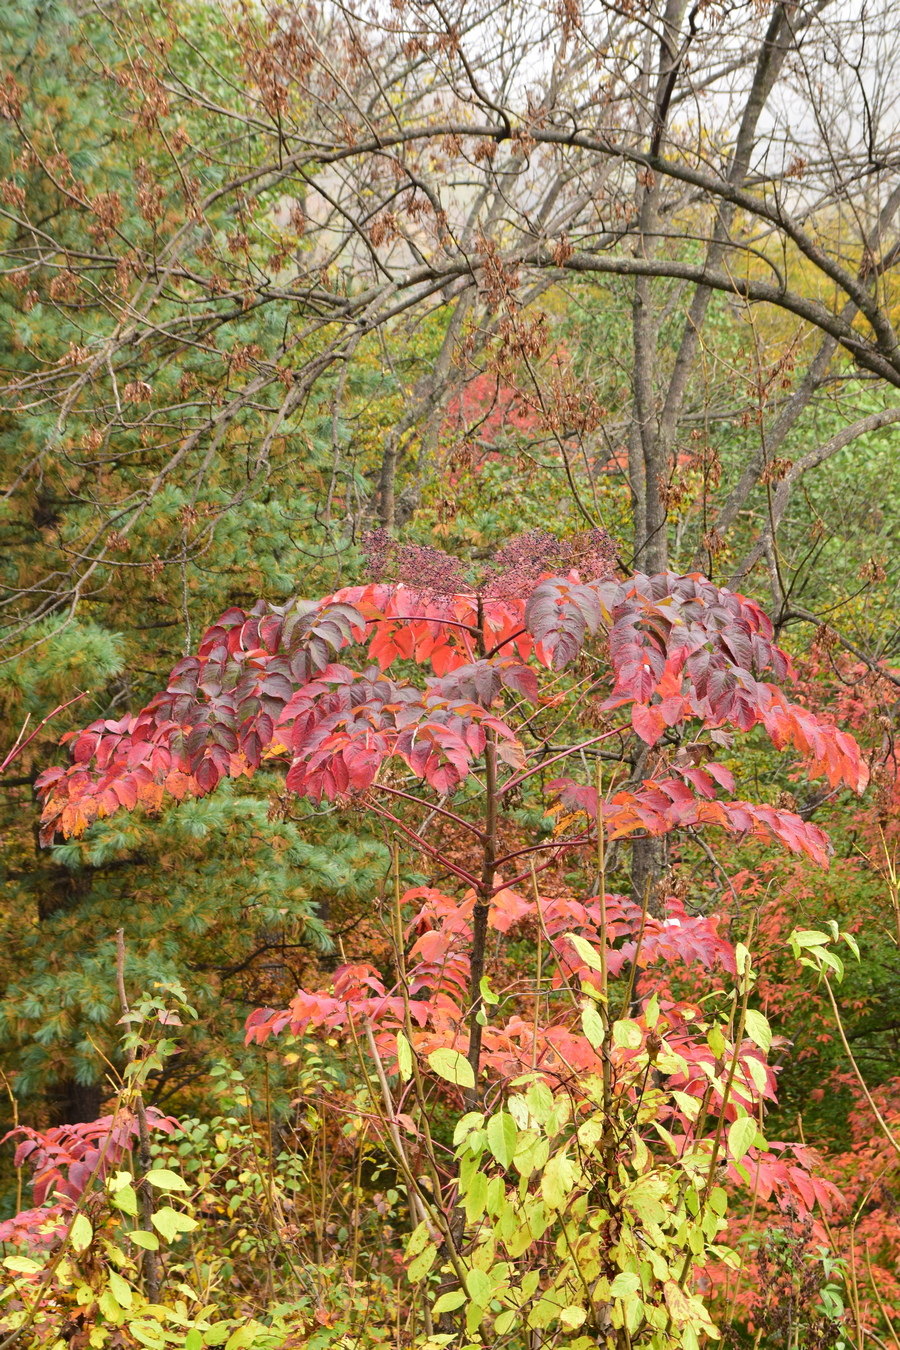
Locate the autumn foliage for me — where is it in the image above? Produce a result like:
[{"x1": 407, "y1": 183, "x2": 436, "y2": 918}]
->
[
  {"x1": 1, "y1": 531, "x2": 887, "y2": 1349},
  {"x1": 35, "y1": 532, "x2": 865, "y2": 856}
]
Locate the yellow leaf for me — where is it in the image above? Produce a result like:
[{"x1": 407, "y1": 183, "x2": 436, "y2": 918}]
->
[
  {"x1": 664, "y1": 1280, "x2": 693, "y2": 1325},
  {"x1": 70, "y1": 1213, "x2": 92, "y2": 1253}
]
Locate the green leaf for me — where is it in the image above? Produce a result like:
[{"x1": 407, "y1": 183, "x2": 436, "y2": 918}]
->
[
  {"x1": 651, "y1": 1119, "x2": 678, "y2": 1154},
  {"x1": 453, "y1": 1112, "x2": 484, "y2": 1146},
  {"x1": 428, "y1": 1047, "x2": 475, "y2": 1090},
  {"x1": 744, "y1": 1008, "x2": 772, "y2": 1053},
  {"x1": 663, "y1": 1279, "x2": 693, "y2": 1325},
  {"x1": 407, "y1": 1241, "x2": 437, "y2": 1283},
  {"x1": 707, "y1": 1023, "x2": 726, "y2": 1059},
  {"x1": 494, "y1": 1309, "x2": 516, "y2": 1335},
  {"x1": 145, "y1": 1167, "x2": 190, "y2": 1192},
  {"x1": 487, "y1": 1111, "x2": 518, "y2": 1169},
  {"x1": 819, "y1": 947, "x2": 845, "y2": 982},
  {"x1": 224, "y1": 1327, "x2": 261, "y2": 1350},
  {"x1": 577, "y1": 1115, "x2": 604, "y2": 1153},
  {"x1": 524, "y1": 1080, "x2": 553, "y2": 1124},
  {"x1": 626, "y1": 1175, "x2": 668, "y2": 1224},
  {"x1": 70, "y1": 1213, "x2": 93, "y2": 1253},
  {"x1": 709, "y1": 1186, "x2": 728, "y2": 1216},
  {"x1": 107, "y1": 1269, "x2": 133, "y2": 1309},
  {"x1": 396, "y1": 1031, "x2": 412, "y2": 1082},
  {"x1": 541, "y1": 1150, "x2": 576, "y2": 1209},
  {"x1": 560, "y1": 1306, "x2": 587, "y2": 1329},
  {"x1": 565, "y1": 932, "x2": 605, "y2": 974},
  {"x1": 464, "y1": 1170, "x2": 488, "y2": 1222},
  {"x1": 479, "y1": 975, "x2": 499, "y2": 1005},
  {"x1": 110, "y1": 1183, "x2": 139, "y2": 1217},
  {"x1": 486, "y1": 1174, "x2": 505, "y2": 1216},
  {"x1": 466, "y1": 1298, "x2": 487, "y2": 1337},
  {"x1": 127, "y1": 1230, "x2": 159, "y2": 1251},
  {"x1": 466, "y1": 1268, "x2": 493, "y2": 1304},
  {"x1": 128, "y1": 1320, "x2": 166, "y2": 1349},
  {"x1": 734, "y1": 943, "x2": 752, "y2": 979},
  {"x1": 610, "y1": 1272, "x2": 641, "y2": 1297},
  {"x1": 151, "y1": 1205, "x2": 198, "y2": 1242},
  {"x1": 98, "y1": 1289, "x2": 119, "y2": 1322},
  {"x1": 841, "y1": 931, "x2": 861, "y2": 960},
  {"x1": 432, "y1": 1289, "x2": 466, "y2": 1316},
  {"x1": 202, "y1": 1326, "x2": 233, "y2": 1347},
  {"x1": 581, "y1": 999, "x2": 605, "y2": 1050},
  {"x1": 745, "y1": 1054, "x2": 768, "y2": 1094},
  {"x1": 406, "y1": 1220, "x2": 430, "y2": 1258},
  {"x1": 671, "y1": 1090, "x2": 700, "y2": 1122},
  {"x1": 612, "y1": 1018, "x2": 642, "y2": 1049},
  {"x1": 3, "y1": 1256, "x2": 43, "y2": 1274},
  {"x1": 727, "y1": 1116, "x2": 758, "y2": 1163},
  {"x1": 793, "y1": 928, "x2": 831, "y2": 950},
  {"x1": 792, "y1": 929, "x2": 831, "y2": 948}
]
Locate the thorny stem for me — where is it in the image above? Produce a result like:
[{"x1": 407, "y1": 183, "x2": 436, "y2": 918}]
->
[
  {"x1": 531, "y1": 865, "x2": 543, "y2": 1072},
  {"x1": 0, "y1": 1069, "x2": 22, "y2": 1215},
  {"x1": 595, "y1": 760, "x2": 614, "y2": 1137},
  {"x1": 361, "y1": 1020, "x2": 430, "y2": 1232},
  {"x1": 115, "y1": 928, "x2": 160, "y2": 1303},
  {"x1": 388, "y1": 846, "x2": 469, "y2": 1317},
  {"x1": 822, "y1": 972, "x2": 900, "y2": 1161},
  {"x1": 388, "y1": 846, "x2": 451, "y2": 1220},
  {"x1": 463, "y1": 601, "x2": 499, "y2": 1110},
  {"x1": 466, "y1": 731, "x2": 497, "y2": 1109},
  {"x1": 353, "y1": 1016, "x2": 472, "y2": 1307},
  {"x1": 677, "y1": 961, "x2": 753, "y2": 1292},
  {"x1": 864, "y1": 1241, "x2": 900, "y2": 1347}
]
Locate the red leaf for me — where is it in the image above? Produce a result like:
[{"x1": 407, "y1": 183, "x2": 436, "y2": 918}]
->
[
  {"x1": 632, "y1": 703, "x2": 666, "y2": 746},
  {"x1": 491, "y1": 886, "x2": 533, "y2": 933}
]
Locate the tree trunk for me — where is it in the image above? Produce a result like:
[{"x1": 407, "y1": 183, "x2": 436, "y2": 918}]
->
[
  {"x1": 49, "y1": 1077, "x2": 103, "y2": 1126},
  {"x1": 377, "y1": 439, "x2": 398, "y2": 529},
  {"x1": 627, "y1": 0, "x2": 686, "y2": 899}
]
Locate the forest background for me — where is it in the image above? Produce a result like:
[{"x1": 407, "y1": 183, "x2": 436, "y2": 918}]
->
[{"x1": 2, "y1": 0, "x2": 900, "y2": 1346}]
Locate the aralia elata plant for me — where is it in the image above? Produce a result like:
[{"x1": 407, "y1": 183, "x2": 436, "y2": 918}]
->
[{"x1": 15, "y1": 530, "x2": 869, "y2": 1346}]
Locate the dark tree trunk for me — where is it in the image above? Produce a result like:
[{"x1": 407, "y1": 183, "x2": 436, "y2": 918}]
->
[{"x1": 49, "y1": 1077, "x2": 103, "y2": 1125}]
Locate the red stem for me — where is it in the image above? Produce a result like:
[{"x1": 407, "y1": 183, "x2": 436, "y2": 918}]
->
[
  {"x1": 483, "y1": 628, "x2": 528, "y2": 658},
  {"x1": 0, "y1": 692, "x2": 89, "y2": 774},
  {"x1": 492, "y1": 852, "x2": 560, "y2": 896},
  {"x1": 498, "y1": 728, "x2": 620, "y2": 796},
  {"x1": 377, "y1": 784, "x2": 486, "y2": 840},
  {"x1": 493, "y1": 832, "x2": 592, "y2": 871},
  {"x1": 367, "y1": 801, "x2": 481, "y2": 889}
]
